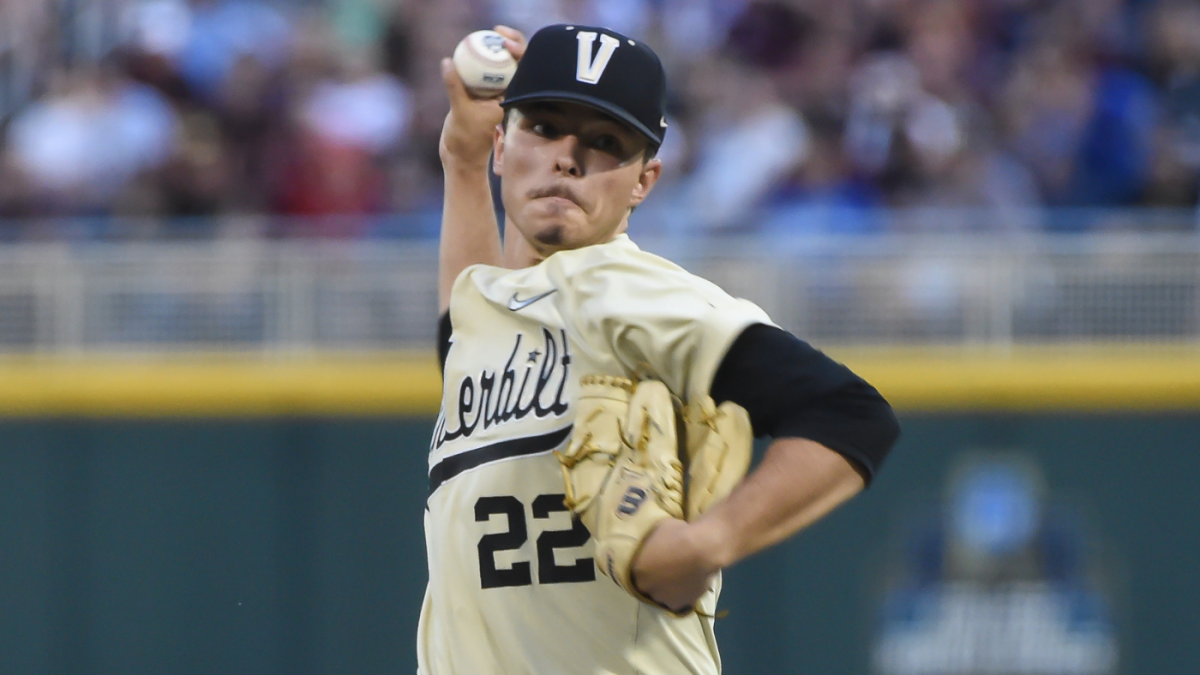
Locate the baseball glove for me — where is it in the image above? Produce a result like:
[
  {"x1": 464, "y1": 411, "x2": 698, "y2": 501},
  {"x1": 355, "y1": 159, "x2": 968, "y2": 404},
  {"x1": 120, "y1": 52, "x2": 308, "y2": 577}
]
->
[
  {"x1": 681, "y1": 393, "x2": 754, "y2": 521},
  {"x1": 556, "y1": 375, "x2": 753, "y2": 613}
]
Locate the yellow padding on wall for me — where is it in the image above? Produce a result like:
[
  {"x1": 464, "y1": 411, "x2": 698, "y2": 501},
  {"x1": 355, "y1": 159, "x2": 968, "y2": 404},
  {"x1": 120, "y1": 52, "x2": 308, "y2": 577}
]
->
[
  {"x1": 0, "y1": 345, "x2": 1198, "y2": 416},
  {"x1": 0, "y1": 353, "x2": 443, "y2": 417},
  {"x1": 829, "y1": 344, "x2": 1200, "y2": 412}
]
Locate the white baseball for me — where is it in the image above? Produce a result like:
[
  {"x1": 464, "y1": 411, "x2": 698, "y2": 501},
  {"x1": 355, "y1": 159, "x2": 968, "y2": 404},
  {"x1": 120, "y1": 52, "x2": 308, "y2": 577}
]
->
[{"x1": 452, "y1": 30, "x2": 518, "y2": 97}]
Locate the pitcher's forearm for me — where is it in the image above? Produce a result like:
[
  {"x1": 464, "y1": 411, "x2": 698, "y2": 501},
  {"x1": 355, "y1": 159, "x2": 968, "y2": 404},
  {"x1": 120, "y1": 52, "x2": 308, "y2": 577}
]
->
[
  {"x1": 439, "y1": 161, "x2": 504, "y2": 313},
  {"x1": 697, "y1": 437, "x2": 865, "y2": 569},
  {"x1": 436, "y1": 24, "x2": 523, "y2": 313}
]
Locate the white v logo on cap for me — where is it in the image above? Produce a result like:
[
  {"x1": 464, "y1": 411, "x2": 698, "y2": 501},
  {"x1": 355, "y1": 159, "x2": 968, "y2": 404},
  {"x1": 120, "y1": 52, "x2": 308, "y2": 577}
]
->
[{"x1": 575, "y1": 32, "x2": 620, "y2": 84}]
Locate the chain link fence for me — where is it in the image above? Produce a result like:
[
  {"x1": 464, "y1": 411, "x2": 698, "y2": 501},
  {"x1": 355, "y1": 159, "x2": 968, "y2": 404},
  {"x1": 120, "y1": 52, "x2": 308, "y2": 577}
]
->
[{"x1": 0, "y1": 233, "x2": 1198, "y2": 352}]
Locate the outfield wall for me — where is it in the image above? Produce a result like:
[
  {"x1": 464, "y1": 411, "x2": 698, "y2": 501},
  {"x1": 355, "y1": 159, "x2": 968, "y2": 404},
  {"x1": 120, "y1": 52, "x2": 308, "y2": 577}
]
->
[{"x1": 1, "y1": 350, "x2": 1197, "y2": 675}]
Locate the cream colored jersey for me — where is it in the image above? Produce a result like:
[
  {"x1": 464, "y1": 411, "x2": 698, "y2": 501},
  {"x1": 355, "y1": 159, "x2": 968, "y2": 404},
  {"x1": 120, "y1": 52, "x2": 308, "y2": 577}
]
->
[{"x1": 418, "y1": 235, "x2": 771, "y2": 675}]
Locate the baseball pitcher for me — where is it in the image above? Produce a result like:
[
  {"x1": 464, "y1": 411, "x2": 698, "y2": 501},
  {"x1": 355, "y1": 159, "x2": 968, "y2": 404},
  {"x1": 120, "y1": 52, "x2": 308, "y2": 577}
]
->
[{"x1": 419, "y1": 23, "x2": 900, "y2": 675}]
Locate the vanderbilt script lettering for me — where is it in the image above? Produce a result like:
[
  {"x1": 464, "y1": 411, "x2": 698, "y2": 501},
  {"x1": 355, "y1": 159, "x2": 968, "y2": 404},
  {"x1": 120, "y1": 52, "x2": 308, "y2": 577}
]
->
[{"x1": 433, "y1": 328, "x2": 571, "y2": 449}]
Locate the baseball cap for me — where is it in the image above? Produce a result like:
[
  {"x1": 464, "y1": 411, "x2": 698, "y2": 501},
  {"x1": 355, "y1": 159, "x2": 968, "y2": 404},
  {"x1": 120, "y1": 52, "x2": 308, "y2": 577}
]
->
[{"x1": 501, "y1": 24, "x2": 668, "y2": 146}]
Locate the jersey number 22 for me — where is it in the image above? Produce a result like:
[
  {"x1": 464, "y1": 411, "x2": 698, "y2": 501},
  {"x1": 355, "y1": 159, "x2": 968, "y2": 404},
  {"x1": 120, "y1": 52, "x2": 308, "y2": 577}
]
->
[{"x1": 475, "y1": 494, "x2": 596, "y2": 588}]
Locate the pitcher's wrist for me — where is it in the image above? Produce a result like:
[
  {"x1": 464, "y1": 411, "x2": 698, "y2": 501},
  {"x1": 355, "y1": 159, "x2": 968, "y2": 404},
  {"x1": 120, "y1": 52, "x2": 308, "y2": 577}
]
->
[
  {"x1": 441, "y1": 152, "x2": 492, "y2": 175},
  {"x1": 691, "y1": 514, "x2": 739, "y2": 571}
]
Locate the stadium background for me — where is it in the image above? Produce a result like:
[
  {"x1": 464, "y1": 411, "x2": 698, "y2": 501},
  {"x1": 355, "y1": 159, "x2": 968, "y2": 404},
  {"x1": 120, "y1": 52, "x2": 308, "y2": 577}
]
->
[{"x1": 1, "y1": 0, "x2": 1198, "y2": 674}]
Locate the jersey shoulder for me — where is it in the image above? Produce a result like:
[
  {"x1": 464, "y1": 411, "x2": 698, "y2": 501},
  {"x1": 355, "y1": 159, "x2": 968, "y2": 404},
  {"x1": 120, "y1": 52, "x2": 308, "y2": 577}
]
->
[
  {"x1": 541, "y1": 235, "x2": 736, "y2": 306},
  {"x1": 453, "y1": 235, "x2": 727, "y2": 310}
]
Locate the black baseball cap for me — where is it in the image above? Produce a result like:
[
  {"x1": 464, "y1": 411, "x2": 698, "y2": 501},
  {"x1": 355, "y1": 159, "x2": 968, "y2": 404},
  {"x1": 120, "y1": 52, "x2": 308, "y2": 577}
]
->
[{"x1": 501, "y1": 24, "x2": 668, "y2": 146}]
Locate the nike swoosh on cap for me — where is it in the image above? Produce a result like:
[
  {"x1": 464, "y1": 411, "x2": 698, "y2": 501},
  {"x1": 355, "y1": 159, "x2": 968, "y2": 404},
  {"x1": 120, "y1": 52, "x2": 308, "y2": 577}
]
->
[{"x1": 507, "y1": 289, "x2": 558, "y2": 311}]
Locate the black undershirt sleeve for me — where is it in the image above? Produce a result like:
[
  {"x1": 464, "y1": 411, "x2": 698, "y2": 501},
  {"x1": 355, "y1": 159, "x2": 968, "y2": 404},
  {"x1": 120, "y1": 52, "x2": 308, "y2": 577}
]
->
[
  {"x1": 437, "y1": 311, "x2": 452, "y2": 375},
  {"x1": 710, "y1": 323, "x2": 900, "y2": 484}
]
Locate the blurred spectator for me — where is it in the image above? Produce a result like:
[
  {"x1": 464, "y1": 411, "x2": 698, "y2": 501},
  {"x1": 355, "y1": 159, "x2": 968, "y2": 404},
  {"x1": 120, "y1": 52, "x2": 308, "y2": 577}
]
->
[
  {"x1": 7, "y1": 64, "x2": 177, "y2": 214},
  {"x1": 1144, "y1": 0, "x2": 1200, "y2": 210},
  {"x1": 904, "y1": 0, "x2": 976, "y2": 101},
  {"x1": 274, "y1": 132, "x2": 386, "y2": 228},
  {"x1": 212, "y1": 54, "x2": 278, "y2": 212},
  {"x1": 158, "y1": 111, "x2": 230, "y2": 217},
  {"x1": 680, "y1": 2, "x2": 813, "y2": 232},
  {"x1": 123, "y1": 0, "x2": 193, "y2": 61},
  {"x1": 271, "y1": 47, "x2": 410, "y2": 232},
  {"x1": 0, "y1": 0, "x2": 1195, "y2": 238},
  {"x1": 844, "y1": 50, "x2": 924, "y2": 191},
  {"x1": 658, "y1": 0, "x2": 745, "y2": 66},
  {"x1": 683, "y1": 55, "x2": 810, "y2": 232},
  {"x1": 760, "y1": 112, "x2": 885, "y2": 237},
  {"x1": 1001, "y1": 2, "x2": 1159, "y2": 215},
  {"x1": 177, "y1": 0, "x2": 292, "y2": 103},
  {"x1": 893, "y1": 99, "x2": 1042, "y2": 230},
  {"x1": 0, "y1": 154, "x2": 36, "y2": 222},
  {"x1": 300, "y1": 51, "x2": 411, "y2": 156}
]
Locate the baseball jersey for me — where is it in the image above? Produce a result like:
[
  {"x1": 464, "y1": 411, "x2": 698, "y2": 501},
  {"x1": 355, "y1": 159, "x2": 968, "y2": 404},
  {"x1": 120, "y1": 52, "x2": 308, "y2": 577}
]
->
[{"x1": 418, "y1": 234, "x2": 772, "y2": 675}]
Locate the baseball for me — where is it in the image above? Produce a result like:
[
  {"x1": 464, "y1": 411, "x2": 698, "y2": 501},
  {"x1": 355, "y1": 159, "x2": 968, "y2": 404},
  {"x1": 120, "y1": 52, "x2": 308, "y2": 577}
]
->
[{"x1": 452, "y1": 30, "x2": 518, "y2": 97}]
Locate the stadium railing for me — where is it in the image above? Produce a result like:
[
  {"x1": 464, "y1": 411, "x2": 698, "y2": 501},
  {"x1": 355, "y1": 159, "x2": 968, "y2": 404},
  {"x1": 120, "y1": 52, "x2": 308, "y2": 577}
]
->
[{"x1": 0, "y1": 210, "x2": 1197, "y2": 415}]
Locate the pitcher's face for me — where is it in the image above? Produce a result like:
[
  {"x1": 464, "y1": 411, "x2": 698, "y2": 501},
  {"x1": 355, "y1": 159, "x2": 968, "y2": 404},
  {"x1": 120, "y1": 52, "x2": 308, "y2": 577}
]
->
[{"x1": 494, "y1": 102, "x2": 661, "y2": 256}]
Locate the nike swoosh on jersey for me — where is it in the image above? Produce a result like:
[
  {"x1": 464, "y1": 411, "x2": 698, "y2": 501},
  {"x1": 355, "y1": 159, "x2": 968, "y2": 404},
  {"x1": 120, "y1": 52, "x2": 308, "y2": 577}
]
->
[{"x1": 507, "y1": 289, "x2": 558, "y2": 311}]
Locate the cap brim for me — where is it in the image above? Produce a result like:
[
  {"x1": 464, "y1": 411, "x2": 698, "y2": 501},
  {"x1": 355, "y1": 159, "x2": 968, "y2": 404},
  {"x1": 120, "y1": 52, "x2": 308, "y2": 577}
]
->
[{"x1": 500, "y1": 91, "x2": 663, "y2": 145}]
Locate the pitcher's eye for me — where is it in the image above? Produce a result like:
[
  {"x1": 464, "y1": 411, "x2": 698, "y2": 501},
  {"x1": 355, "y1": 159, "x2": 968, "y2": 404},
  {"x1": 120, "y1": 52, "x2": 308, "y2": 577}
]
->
[
  {"x1": 531, "y1": 121, "x2": 558, "y2": 138},
  {"x1": 592, "y1": 134, "x2": 622, "y2": 155}
]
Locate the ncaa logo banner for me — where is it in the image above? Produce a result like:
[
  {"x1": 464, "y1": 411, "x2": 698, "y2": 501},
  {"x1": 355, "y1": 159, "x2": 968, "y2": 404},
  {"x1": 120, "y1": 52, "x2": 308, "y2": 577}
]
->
[{"x1": 575, "y1": 32, "x2": 620, "y2": 84}]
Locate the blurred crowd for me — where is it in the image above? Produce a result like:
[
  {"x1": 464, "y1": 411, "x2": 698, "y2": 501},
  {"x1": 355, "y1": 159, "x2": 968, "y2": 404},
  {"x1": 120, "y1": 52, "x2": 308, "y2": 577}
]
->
[{"x1": 0, "y1": 0, "x2": 1198, "y2": 238}]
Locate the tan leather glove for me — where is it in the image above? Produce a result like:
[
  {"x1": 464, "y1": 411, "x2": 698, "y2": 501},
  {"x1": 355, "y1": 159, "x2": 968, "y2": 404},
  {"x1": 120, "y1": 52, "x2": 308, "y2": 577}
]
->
[
  {"x1": 558, "y1": 376, "x2": 752, "y2": 613},
  {"x1": 682, "y1": 395, "x2": 753, "y2": 521}
]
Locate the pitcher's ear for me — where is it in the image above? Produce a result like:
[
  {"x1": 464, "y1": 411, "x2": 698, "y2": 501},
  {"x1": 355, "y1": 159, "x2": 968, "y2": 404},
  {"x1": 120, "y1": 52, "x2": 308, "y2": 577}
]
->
[
  {"x1": 492, "y1": 124, "x2": 506, "y2": 175},
  {"x1": 629, "y1": 158, "x2": 663, "y2": 207}
]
